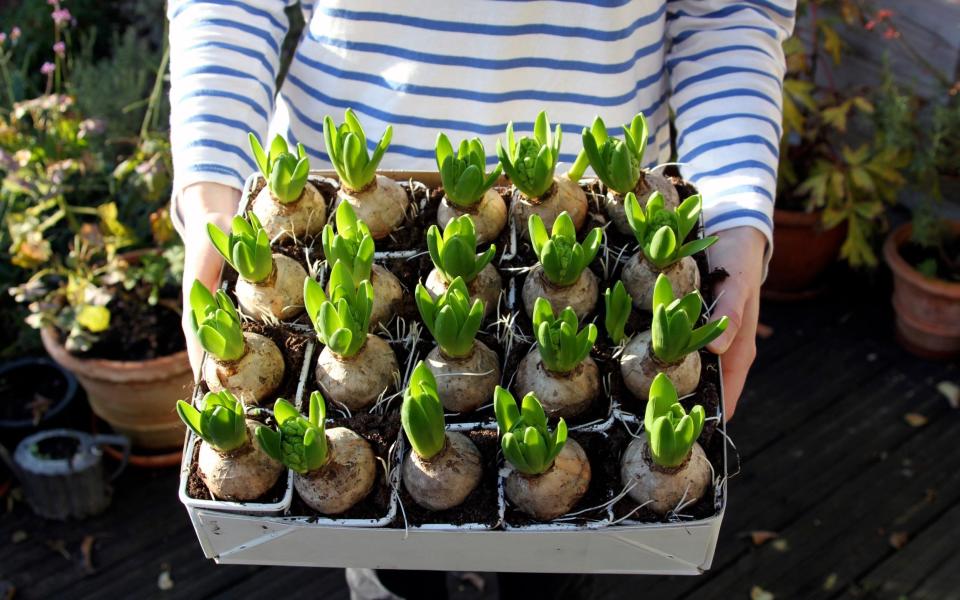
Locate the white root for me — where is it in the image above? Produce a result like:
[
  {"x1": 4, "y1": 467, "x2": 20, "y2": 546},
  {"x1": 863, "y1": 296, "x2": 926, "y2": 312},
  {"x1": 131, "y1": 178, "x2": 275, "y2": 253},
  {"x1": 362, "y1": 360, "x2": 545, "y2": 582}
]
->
[
  {"x1": 621, "y1": 253, "x2": 700, "y2": 311},
  {"x1": 515, "y1": 348, "x2": 599, "y2": 419},
  {"x1": 251, "y1": 180, "x2": 328, "y2": 241},
  {"x1": 198, "y1": 421, "x2": 284, "y2": 501},
  {"x1": 202, "y1": 331, "x2": 285, "y2": 405},
  {"x1": 335, "y1": 175, "x2": 409, "y2": 240},
  {"x1": 437, "y1": 188, "x2": 508, "y2": 245},
  {"x1": 504, "y1": 438, "x2": 591, "y2": 520},
  {"x1": 425, "y1": 262, "x2": 502, "y2": 321},
  {"x1": 402, "y1": 431, "x2": 482, "y2": 511},
  {"x1": 315, "y1": 334, "x2": 399, "y2": 411},
  {"x1": 235, "y1": 254, "x2": 307, "y2": 321},
  {"x1": 521, "y1": 265, "x2": 598, "y2": 322},
  {"x1": 620, "y1": 437, "x2": 711, "y2": 516},
  {"x1": 620, "y1": 329, "x2": 701, "y2": 399},
  {"x1": 294, "y1": 427, "x2": 377, "y2": 514},
  {"x1": 425, "y1": 341, "x2": 500, "y2": 413},
  {"x1": 511, "y1": 175, "x2": 588, "y2": 237}
]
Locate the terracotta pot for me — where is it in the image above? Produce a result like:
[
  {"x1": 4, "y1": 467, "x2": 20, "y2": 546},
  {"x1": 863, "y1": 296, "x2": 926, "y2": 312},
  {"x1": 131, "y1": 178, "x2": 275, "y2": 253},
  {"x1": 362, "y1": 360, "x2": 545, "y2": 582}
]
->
[
  {"x1": 763, "y1": 208, "x2": 846, "y2": 299},
  {"x1": 883, "y1": 221, "x2": 960, "y2": 359},
  {"x1": 41, "y1": 327, "x2": 191, "y2": 449}
]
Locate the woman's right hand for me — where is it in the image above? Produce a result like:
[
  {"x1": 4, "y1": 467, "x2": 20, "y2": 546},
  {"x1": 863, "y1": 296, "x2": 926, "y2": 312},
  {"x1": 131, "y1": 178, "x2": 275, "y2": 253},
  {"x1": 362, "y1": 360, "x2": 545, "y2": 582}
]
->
[{"x1": 178, "y1": 182, "x2": 241, "y2": 377}]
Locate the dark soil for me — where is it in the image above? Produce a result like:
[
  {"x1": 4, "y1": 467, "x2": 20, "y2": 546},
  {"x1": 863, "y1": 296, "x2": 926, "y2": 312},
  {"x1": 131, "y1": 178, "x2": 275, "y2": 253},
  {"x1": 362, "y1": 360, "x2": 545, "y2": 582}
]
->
[
  {"x1": 81, "y1": 289, "x2": 184, "y2": 361},
  {"x1": 32, "y1": 435, "x2": 80, "y2": 460},
  {"x1": 394, "y1": 428, "x2": 500, "y2": 528},
  {"x1": 290, "y1": 411, "x2": 400, "y2": 521},
  {"x1": 899, "y1": 238, "x2": 960, "y2": 282},
  {"x1": 0, "y1": 363, "x2": 69, "y2": 424}
]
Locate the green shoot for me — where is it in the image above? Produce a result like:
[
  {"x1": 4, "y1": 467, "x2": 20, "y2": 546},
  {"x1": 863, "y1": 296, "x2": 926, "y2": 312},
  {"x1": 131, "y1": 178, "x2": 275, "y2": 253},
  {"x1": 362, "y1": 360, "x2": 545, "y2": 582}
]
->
[
  {"x1": 323, "y1": 108, "x2": 391, "y2": 192},
  {"x1": 644, "y1": 373, "x2": 705, "y2": 468},
  {"x1": 650, "y1": 274, "x2": 728, "y2": 364},
  {"x1": 177, "y1": 390, "x2": 248, "y2": 453},
  {"x1": 426, "y1": 215, "x2": 496, "y2": 285},
  {"x1": 255, "y1": 392, "x2": 328, "y2": 474},
  {"x1": 624, "y1": 191, "x2": 718, "y2": 270},
  {"x1": 604, "y1": 280, "x2": 633, "y2": 344},
  {"x1": 303, "y1": 262, "x2": 374, "y2": 358},
  {"x1": 321, "y1": 201, "x2": 375, "y2": 288},
  {"x1": 531, "y1": 298, "x2": 597, "y2": 374},
  {"x1": 581, "y1": 113, "x2": 648, "y2": 195},
  {"x1": 400, "y1": 361, "x2": 447, "y2": 460},
  {"x1": 249, "y1": 133, "x2": 310, "y2": 204},
  {"x1": 436, "y1": 133, "x2": 502, "y2": 208},
  {"x1": 496, "y1": 111, "x2": 562, "y2": 199},
  {"x1": 188, "y1": 280, "x2": 245, "y2": 362},
  {"x1": 415, "y1": 277, "x2": 484, "y2": 359},
  {"x1": 494, "y1": 386, "x2": 567, "y2": 476},
  {"x1": 528, "y1": 212, "x2": 602, "y2": 287},
  {"x1": 206, "y1": 212, "x2": 274, "y2": 283}
]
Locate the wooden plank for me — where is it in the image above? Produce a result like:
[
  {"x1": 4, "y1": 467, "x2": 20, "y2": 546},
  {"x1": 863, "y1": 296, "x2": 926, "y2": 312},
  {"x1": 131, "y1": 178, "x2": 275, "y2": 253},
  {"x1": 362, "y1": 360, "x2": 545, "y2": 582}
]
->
[
  {"x1": 207, "y1": 567, "x2": 350, "y2": 600},
  {"x1": 908, "y1": 552, "x2": 960, "y2": 600}
]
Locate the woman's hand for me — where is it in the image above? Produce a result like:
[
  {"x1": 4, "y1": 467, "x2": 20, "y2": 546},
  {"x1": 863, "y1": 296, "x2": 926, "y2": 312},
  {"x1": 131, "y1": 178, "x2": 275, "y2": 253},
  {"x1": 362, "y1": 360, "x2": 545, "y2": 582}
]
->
[
  {"x1": 705, "y1": 226, "x2": 767, "y2": 421},
  {"x1": 178, "y1": 182, "x2": 241, "y2": 377}
]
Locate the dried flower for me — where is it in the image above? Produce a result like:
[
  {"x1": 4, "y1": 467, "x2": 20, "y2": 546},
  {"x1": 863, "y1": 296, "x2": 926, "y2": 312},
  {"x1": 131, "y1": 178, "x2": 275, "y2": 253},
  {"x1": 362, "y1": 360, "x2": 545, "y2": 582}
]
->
[
  {"x1": 40, "y1": 62, "x2": 55, "y2": 76},
  {"x1": 53, "y1": 42, "x2": 66, "y2": 57}
]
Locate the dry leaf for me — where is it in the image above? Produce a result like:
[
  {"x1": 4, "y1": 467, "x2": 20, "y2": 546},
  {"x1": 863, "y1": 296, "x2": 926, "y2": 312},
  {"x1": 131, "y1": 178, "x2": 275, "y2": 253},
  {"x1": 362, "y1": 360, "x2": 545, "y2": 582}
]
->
[
  {"x1": 903, "y1": 413, "x2": 928, "y2": 427},
  {"x1": 823, "y1": 573, "x2": 838, "y2": 590},
  {"x1": 45, "y1": 539, "x2": 70, "y2": 560},
  {"x1": 158, "y1": 564, "x2": 174, "y2": 591},
  {"x1": 11, "y1": 530, "x2": 27, "y2": 544},
  {"x1": 772, "y1": 539, "x2": 790, "y2": 552},
  {"x1": 756, "y1": 323, "x2": 774, "y2": 339},
  {"x1": 888, "y1": 531, "x2": 909, "y2": 549},
  {"x1": 749, "y1": 530, "x2": 780, "y2": 546},
  {"x1": 80, "y1": 535, "x2": 96, "y2": 573},
  {"x1": 750, "y1": 586, "x2": 775, "y2": 600},
  {"x1": 937, "y1": 381, "x2": 959, "y2": 410}
]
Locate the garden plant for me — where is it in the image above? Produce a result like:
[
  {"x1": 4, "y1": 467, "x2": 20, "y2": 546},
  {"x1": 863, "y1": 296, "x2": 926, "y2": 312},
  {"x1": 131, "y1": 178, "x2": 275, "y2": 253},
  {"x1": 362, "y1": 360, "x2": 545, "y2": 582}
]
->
[
  {"x1": 424, "y1": 215, "x2": 502, "y2": 320},
  {"x1": 435, "y1": 133, "x2": 506, "y2": 244},
  {"x1": 248, "y1": 133, "x2": 327, "y2": 240}
]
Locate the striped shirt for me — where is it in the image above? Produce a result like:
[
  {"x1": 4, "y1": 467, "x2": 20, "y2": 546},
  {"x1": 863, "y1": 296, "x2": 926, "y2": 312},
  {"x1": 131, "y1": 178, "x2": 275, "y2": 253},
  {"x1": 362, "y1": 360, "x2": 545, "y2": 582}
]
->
[{"x1": 168, "y1": 0, "x2": 795, "y2": 246}]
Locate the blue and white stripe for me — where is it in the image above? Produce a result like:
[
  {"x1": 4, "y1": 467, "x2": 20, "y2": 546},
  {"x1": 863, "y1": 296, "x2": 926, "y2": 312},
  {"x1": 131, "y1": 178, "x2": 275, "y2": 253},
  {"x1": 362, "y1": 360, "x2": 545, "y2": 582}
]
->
[{"x1": 168, "y1": 0, "x2": 795, "y2": 246}]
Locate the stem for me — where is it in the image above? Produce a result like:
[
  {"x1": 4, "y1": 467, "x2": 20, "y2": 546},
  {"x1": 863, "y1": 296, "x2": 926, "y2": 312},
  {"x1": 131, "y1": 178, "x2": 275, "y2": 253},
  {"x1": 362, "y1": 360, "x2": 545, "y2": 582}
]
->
[{"x1": 140, "y1": 20, "x2": 170, "y2": 141}]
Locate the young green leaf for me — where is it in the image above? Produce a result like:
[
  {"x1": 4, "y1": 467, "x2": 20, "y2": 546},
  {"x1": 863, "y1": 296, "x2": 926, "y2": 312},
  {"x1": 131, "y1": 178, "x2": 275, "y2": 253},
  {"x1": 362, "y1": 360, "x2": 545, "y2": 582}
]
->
[
  {"x1": 426, "y1": 215, "x2": 496, "y2": 284},
  {"x1": 177, "y1": 390, "x2": 248, "y2": 453},
  {"x1": 623, "y1": 191, "x2": 718, "y2": 270},
  {"x1": 436, "y1": 133, "x2": 502, "y2": 208},
  {"x1": 528, "y1": 212, "x2": 602, "y2": 287},
  {"x1": 644, "y1": 373, "x2": 705, "y2": 468},
  {"x1": 207, "y1": 212, "x2": 274, "y2": 283},
  {"x1": 248, "y1": 133, "x2": 310, "y2": 204},
  {"x1": 323, "y1": 109, "x2": 391, "y2": 192},
  {"x1": 401, "y1": 361, "x2": 447, "y2": 460},
  {"x1": 255, "y1": 393, "x2": 328, "y2": 474},
  {"x1": 531, "y1": 297, "x2": 597, "y2": 374},
  {"x1": 188, "y1": 280, "x2": 246, "y2": 362},
  {"x1": 415, "y1": 277, "x2": 484, "y2": 358},
  {"x1": 604, "y1": 280, "x2": 633, "y2": 344},
  {"x1": 581, "y1": 113, "x2": 648, "y2": 195},
  {"x1": 494, "y1": 386, "x2": 567, "y2": 475},
  {"x1": 303, "y1": 262, "x2": 374, "y2": 358},
  {"x1": 650, "y1": 274, "x2": 729, "y2": 364},
  {"x1": 496, "y1": 111, "x2": 562, "y2": 199},
  {"x1": 321, "y1": 201, "x2": 376, "y2": 287}
]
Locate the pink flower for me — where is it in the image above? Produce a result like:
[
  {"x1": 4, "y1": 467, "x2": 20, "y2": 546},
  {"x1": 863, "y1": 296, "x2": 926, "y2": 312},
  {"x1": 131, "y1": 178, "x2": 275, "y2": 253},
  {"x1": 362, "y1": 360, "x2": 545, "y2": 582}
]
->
[
  {"x1": 0, "y1": 33, "x2": 6, "y2": 45},
  {"x1": 40, "y1": 62, "x2": 56, "y2": 76},
  {"x1": 47, "y1": 0, "x2": 59, "y2": 6},
  {"x1": 53, "y1": 41, "x2": 66, "y2": 56},
  {"x1": 10, "y1": 27, "x2": 21, "y2": 42},
  {"x1": 51, "y1": 8, "x2": 72, "y2": 26}
]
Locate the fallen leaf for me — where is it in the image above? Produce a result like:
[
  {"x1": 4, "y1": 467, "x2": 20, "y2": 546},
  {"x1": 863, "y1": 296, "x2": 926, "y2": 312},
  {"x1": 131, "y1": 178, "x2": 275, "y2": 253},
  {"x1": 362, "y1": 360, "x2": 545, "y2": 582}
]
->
[
  {"x1": 457, "y1": 572, "x2": 485, "y2": 592},
  {"x1": 823, "y1": 573, "x2": 838, "y2": 590},
  {"x1": 11, "y1": 530, "x2": 27, "y2": 544},
  {"x1": 750, "y1": 585, "x2": 775, "y2": 600},
  {"x1": 45, "y1": 539, "x2": 70, "y2": 560},
  {"x1": 772, "y1": 539, "x2": 790, "y2": 552},
  {"x1": 80, "y1": 535, "x2": 96, "y2": 573},
  {"x1": 888, "y1": 531, "x2": 909, "y2": 549},
  {"x1": 749, "y1": 530, "x2": 780, "y2": 546},
  {"x1": 756, "y1": 323, "x2": 774, "y2": 339},
  {"x1": 937, "y1": 381, "x2": 959, "y2": 409},
  {"x1": 158, "y1": 564, "x2": 174, "y2": 591},
  {"x1": 903, "y1": 413, "x2": 928, "y2": 427}
]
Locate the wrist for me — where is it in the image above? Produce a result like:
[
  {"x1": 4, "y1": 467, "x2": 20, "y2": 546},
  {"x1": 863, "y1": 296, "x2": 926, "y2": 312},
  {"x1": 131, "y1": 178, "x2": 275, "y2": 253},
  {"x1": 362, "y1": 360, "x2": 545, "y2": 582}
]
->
[{"x1": 180, "y1": 182, "x2": 241, "y2": 231}]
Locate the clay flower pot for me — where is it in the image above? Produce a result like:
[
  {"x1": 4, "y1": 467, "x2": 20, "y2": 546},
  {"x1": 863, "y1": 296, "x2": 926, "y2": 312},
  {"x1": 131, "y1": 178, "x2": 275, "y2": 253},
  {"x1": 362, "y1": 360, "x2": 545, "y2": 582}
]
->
[
  {"x1": 883, "y1": 221, "x2": 960, "y2": 359},
  {"x1": 41, "y1": 327, "x2": 192, "y2": 450},
  {"x1": 763, "y1": 208, "x2": 846, "y2": 300}
]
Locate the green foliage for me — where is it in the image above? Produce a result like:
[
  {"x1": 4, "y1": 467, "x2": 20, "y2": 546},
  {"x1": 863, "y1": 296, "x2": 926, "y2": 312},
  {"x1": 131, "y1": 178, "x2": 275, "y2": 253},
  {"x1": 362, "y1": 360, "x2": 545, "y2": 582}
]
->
[
  {"x1": 177, "y1": 390, "x2": 248, "y2": 454},
  {"x1": 624, "y1": 191, "x2": 717, "y2": 270},
  {"x1": 256, "y1": 393, "x2": 328, "y2": 474},
  {"x1": 435, "y1": 133, "x2": 501, "y2": 208},
  {"x1": 603, "y1": 280, "x2": 632, "y2": 344},
  {"x1": 415, "y1": 277, "x2": 483, "y2": 359},
  {"x1": 644, "y1": 373, "x2": 705, "y2": 468},
  {"x1": 188, "y1": 280, "x2": 246, "y2": 362},
  {"x1": 248, "y1": 133, "x2": 310, "y2": 204},
  {"x1": 581, "y1": 113, "x2": 648, "y2": 195},
  {"x1": 323, "y1": 108, "x2": 391, "y2": 192},
  {"x1": 650, "y1": 274, "x2": 728, "y2": 364},
  {"x1": 321, "y1": 201, "x2": 375, "y2": 288},
  {"x1": 303, "y1": 261, "x2": 373, "y2": 358},
  {"x1": 496, "y1": 111, "x2": 562, "y2": 199},
  {"x1": 531, "y1": 298, "x2": 596, "y2": 374},
  {"x1": 400, "y1": 361, "x2": 447, "y2": 460},
  {"x1": 528, "y1": 212, "x2": 602, "y2": 287},
  {"x1": 426, "y1": 215, "x2": 496, "y2": 284},
  {"x1": 494, "y1": 386, "x2": 567, "y2": 476},
  {"x1": 207, "y1": 212, "x2": 273, "y2": 283}
]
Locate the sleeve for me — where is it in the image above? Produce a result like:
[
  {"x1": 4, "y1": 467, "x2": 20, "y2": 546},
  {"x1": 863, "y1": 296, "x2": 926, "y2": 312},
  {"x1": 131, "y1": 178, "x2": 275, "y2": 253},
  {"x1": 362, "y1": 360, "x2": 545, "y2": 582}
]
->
[
  {"x1": 167, "y1": 0, "x2": 292, "y2": 195},
  {"x1": 665, "y1": 0, "x2": 796, "y2": 258}
]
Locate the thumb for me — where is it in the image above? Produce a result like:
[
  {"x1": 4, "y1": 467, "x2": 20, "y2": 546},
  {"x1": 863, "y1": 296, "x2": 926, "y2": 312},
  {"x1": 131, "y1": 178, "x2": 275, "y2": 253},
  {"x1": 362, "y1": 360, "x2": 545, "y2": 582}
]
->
[{"x1": 706, "y1": 282, "x2": 746, "y2": 355}]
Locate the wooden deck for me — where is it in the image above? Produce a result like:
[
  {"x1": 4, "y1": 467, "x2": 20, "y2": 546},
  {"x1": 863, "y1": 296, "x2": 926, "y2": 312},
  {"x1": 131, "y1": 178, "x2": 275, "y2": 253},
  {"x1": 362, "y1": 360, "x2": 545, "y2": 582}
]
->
[{"x1": 2, "y1": 279, "x2": 958, "y2": 600}]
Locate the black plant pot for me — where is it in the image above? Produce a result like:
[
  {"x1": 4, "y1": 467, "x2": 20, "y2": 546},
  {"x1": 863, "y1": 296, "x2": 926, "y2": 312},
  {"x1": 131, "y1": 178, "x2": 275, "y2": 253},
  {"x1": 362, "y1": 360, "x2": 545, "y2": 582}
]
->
[{"x1": 0, "y1": 357, "x2": 79, "y2": 446}]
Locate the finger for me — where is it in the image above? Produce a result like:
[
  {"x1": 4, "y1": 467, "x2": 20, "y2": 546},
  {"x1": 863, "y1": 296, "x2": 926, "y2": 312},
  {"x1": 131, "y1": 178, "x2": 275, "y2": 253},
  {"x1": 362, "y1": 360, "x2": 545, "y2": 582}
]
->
[
  {"x1": 707, "y1": 279, "x2": 748, "y2": 355},
  {"x1": 720, "y1": 288, "x2": 759, "y2": 421}
]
